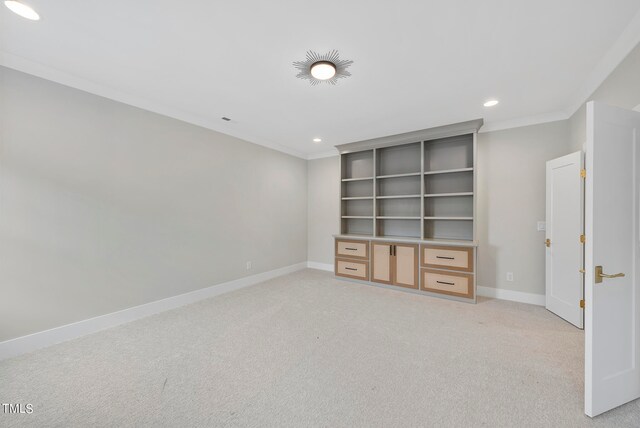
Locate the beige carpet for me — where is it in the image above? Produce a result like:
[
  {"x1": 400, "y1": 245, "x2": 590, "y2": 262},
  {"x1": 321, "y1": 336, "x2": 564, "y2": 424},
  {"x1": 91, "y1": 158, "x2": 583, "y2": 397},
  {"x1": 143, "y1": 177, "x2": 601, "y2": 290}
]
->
[{"x1": 0, "y1": 269, "x2": 638, "y2": 427}]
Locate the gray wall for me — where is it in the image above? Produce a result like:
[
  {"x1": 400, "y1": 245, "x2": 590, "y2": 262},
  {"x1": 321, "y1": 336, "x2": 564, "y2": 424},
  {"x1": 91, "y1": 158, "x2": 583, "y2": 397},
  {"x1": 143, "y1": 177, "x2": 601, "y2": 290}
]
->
[
  {"x1": 0, "y1": 66, "x2": 308, "y2": 342},
  {"x1": 476, "y1": 121, "x2": 571, "y2": 294},
  {"x1": 307, "y1": 157, "x2": 339, "y2": 266}
]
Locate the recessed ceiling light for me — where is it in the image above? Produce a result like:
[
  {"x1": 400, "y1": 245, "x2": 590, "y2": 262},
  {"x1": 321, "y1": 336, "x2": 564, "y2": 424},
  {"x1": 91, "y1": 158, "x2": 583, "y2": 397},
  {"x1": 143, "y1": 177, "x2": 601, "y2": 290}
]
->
[
  {"x1": 483, "y1": 99, "x2": 499, "y2": 107},
  {"x1": 4, "y1": 1, "x2": 40, "y2": 20},
  {"x1": 313, "y1": 138, "x2": 322, "y2": 143}
]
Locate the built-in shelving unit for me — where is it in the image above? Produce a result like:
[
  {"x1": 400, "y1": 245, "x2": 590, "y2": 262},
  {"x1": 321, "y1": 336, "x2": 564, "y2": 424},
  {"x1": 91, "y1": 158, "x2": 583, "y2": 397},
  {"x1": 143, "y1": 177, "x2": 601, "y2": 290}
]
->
[{"x1": 338, "y1": 120, "x2": 481, "y2": 242}]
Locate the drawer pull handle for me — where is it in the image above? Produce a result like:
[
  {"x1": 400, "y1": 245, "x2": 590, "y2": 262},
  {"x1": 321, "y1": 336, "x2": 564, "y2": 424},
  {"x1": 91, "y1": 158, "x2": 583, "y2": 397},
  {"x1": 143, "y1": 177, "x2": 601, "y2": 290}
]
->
[
  {"x1": 436, "y1": 280, "x2": 455, "y2": 286},
  {"x1": 436, "y1": 256, "x2": 455, "y2": 260},
  {"x1": 345, "y1": 267, "x2": 358, "y2": 271},
  {"x1": 345, "y1": 247, "x2": 358, "y2": 251}
]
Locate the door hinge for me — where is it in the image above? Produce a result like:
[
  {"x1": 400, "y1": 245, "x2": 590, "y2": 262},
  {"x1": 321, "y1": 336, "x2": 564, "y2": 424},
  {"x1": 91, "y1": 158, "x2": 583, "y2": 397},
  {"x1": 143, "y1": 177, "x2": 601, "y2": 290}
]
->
[
  {"x1": 580, "y1": 169, "x2": 586, "y2": 178},
  {"x1": 579, "y1": 299, "x2": 585, "y2": 309},
  {"x1": 580, "y1": 234, "x2": 586, "y2": 244}
]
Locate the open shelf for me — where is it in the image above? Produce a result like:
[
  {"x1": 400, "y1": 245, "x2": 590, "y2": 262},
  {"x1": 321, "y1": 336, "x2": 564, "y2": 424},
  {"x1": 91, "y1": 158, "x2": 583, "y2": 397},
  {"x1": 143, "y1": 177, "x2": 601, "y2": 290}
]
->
[
  {"x1": 424, "y1": 192, "x2": 473, "y2": 198},
  {"x1": 424, "y1": 134, "x2": 473, "y2": 173},
  {"x1": 341, "y1": 218, "x2": 374, "y2": 236},
  {"x1": 423, "y1": 167, "x2": 474, "y2": 175},
  {"x1": 378, "y1": 216, "x2": 421, "y2": 220},
  {"x1": 377, "y1": 197, "x2": 420, "y2": 218},
  {"x1": 376, "y1": 172, "x2": 421, "y2": 179},
  {"x1": 377, "y1": 175, "x2": 421, "y2": 198},
  {"x1": 342, "y1": 180, "x2": 373, "y2": 199},
  {"x1": 342, "y1": 196, "x2": 374, "y2": 200},
  {"x1": 424, "y1": 218, "x2": 473, "y2": 241},
  {"x1": 377, "y1": 218, "x2": 421, "y2": 239},
  {"x1": 342, "y1": 150, "x2": 374, "y2": 180},
  {"x1": 424, "y1": 170, "x2": 473, "y2": 194},
  {"x1": 342, "y1": 177, "x2": 374, "y2": 182},
  {"x1": 377, "y1": 194, "x2": 421, "y2": 199},
  {"x1": 342, "y1": 216, "x2": 373, "y2": 219},
  {"x1": 377, "y1": 142, "x2": 421, "y2": 176},
  {"x1": 424, "y1": 217, "x2": 473, "y2": 220}
]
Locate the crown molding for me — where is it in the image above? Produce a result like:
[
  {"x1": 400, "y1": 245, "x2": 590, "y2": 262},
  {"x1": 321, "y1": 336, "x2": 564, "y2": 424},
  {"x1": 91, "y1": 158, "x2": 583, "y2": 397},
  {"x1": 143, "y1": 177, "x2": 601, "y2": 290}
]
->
[
  {"x1": 479, "y1": 110, "x2": 569, "y2": 133},
  {"x1": 306, "y1": 149, "x2": 339, "y2": 160}
]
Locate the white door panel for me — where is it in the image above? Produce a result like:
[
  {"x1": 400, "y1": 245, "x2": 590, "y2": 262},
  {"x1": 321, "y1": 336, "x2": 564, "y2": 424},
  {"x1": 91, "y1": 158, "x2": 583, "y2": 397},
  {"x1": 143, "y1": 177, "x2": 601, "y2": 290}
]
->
[
  {"x1": 545, "y1": 151, "x2": 584, "y2": 328},
  {"x1": 585, "y1": 101, "x2": 640, "y2": 417}
]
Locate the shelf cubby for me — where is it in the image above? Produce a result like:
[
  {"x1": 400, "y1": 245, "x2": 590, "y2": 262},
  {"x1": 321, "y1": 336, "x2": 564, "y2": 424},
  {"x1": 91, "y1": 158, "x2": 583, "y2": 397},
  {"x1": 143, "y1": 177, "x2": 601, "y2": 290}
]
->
[
  {"x1": 424, "y1": 218, "x2": 474, "y2": 241},
  {"x1": 424, "y1": 194, "x2": 473, "y2": 218},
  {"x1": 342, "y1": 150, "x2": 374, "y2": 180},
  {"x1": 376, "y1": 218, "x2": 421, "y2": 239},
  {"x1": 341, "y1": 218, "x2": 374, "y2": 236},
  {"x1": 424, "y1": 134, "x2": 473, "y2": 173},
  {"x1": 377, "y1": 175, "x2": 421, "y2": 197},
  {"x1": 376, "y1": 142, "x2": 421, "y2": 176},
  {"x1": 342, "y1": 199, "x2": 374, "y2": 217},
  {"x1": 424, "y1": 170, "x2": 473, "y2": 195},
  {"x1": 377, "y1": 197, "x2": 421, "y2": 218},
  {"x1": 342, "y1": 180, "x2": 373, "y2": 199}
]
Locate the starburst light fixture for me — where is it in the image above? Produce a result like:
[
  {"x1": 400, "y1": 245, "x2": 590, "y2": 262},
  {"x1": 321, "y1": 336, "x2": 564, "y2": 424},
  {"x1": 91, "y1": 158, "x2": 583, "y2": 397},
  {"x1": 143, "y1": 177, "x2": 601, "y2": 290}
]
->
[{"x1": 293, "y1": 50, "x2": 353, "y2": 86}]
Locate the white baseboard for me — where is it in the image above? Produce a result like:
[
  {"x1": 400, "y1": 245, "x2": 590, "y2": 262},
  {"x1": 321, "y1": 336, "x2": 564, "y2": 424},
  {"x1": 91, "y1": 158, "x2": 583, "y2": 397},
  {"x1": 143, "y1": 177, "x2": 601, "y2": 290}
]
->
[
  {"x1": 0, "y1": 262, "x2": 307, "y2": 361},
  {"x1": 307, "y1": 261, "x2": 334, "y2": 272},
  {"x1": 477, "y1": 286, "x2": 545, "y2": 306}
]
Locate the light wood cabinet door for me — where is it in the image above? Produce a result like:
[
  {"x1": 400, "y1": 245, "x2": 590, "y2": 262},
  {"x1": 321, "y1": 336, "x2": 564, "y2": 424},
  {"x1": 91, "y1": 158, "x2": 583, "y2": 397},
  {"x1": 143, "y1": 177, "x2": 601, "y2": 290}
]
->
[
  {"x1": 372, "y1": 243, "x2": 393, "y2": 284},
  {"x1": 394, "y1": 244, "x2": 419, "y2": 289}
]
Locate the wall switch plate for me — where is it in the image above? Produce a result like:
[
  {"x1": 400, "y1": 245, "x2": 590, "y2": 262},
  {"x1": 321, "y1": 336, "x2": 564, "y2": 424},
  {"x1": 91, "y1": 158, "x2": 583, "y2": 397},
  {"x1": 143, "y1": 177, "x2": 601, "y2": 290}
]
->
[
  {"x1": 537, "y1": 221, "x2": 546, "y2": 231},
  {"x1": 506, "y1": 272, "x2": 514, "y2": 282},
  {"x1": 246, "y1": 261, "x2": 252, "y2": 270}
]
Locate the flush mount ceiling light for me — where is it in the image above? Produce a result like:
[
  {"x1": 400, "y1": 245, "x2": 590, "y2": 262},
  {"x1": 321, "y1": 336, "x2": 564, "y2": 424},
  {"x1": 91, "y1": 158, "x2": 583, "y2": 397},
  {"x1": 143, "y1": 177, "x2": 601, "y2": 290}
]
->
[
  {"x1": 313, "y1": 138, "x2": 322, "y2": 143},
  {"x1": 4, "y1": 0, "x2": 40, "y2": 20},
  {"x1": 484, "y1": 99, "x2": 499, "y2": 107},
  {"x1": 293, "y1": 50, "x2": 353, "y2": 86}
]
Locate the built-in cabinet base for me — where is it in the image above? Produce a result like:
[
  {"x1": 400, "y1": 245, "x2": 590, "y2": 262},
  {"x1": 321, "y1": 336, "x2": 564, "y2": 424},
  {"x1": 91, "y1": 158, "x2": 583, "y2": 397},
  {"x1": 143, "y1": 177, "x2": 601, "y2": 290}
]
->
[{"x1": 335, "y1": 236, "x2": 477, "y2": 303}]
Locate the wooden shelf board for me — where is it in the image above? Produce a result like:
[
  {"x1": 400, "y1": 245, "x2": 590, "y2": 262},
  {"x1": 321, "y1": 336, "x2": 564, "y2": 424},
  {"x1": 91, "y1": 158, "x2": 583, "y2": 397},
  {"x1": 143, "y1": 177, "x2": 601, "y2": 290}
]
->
[
  {"x1": 423, "y1": 167, "x2": 473, "y2": 175},
  {"x1": 423, "y1": 217, "x2": 473, "y2": 221},
  {"x1": 342, "y1": 216, "x2": 374, "y2": 219},
  {"x1": 424, "y1": 192, "x2": 473, "y2": 198},
  {"x1": 341, "y1": 177, "x2": 374, "y2": 182},
  {"x1": 376, "y1": 194, "x2": 421, "y2": 199},
  {"x1": 342, "y1": 196, "x2": 374, "y2": 200},
  {"x1": 377, "y1": 216, "x2": 421, "y2": 220},
  {"x1": 375, "y1": 172, "x2": 421, "y2": 179}
]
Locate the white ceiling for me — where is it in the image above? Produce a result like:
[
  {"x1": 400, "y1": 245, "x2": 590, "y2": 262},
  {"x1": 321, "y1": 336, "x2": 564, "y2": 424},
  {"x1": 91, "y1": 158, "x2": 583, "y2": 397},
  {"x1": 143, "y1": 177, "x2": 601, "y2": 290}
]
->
[{"x1": 2, "y1": 1, "x2": 640, "y2": 159}]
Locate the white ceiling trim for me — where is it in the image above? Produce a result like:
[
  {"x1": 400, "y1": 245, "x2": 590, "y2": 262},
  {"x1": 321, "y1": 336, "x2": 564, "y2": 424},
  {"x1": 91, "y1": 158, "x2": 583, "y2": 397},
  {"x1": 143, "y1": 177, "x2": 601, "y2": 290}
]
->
[
  {"x1": 478, "y1": 110, "x2": 569, "y2": 133},
  {"x1": 565, "y1": 7, "x2": 640, "y2": 117},
  {"x1": 0, "y1": 51, "x2": 307, "y2": 160},
  {"x1": 306, "y1": 149, "x2": 339, "y2": 160}
]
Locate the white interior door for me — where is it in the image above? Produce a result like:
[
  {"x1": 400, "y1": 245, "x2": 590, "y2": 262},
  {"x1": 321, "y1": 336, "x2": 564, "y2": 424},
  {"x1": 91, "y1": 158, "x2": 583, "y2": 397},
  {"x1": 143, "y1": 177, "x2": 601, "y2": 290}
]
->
[
  {"x1": 545, "y1": 151, "x2": 584, "y2": 328},
  {"x1": 585, "y1": 101, "x2": 640, "y2": 417}
]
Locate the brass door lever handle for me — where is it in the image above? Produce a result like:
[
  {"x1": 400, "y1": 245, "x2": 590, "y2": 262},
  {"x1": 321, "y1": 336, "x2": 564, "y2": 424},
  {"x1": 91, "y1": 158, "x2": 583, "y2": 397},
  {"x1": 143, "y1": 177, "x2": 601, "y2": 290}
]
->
[
  {"x1": 595, "y1": 265, "x2": 625, "y2": 284},
  {"x1": 545, "y1": 239, "x2": 551, "y2": 248}
]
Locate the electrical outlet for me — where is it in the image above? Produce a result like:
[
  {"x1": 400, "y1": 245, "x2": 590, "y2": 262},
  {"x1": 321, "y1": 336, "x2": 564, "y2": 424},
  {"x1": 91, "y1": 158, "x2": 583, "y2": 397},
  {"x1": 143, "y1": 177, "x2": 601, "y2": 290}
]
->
[
  {"x1": 537, "y1": 221, "x2": 546, "y2": 231},
  {"x1": 246, "y1": 261, "x2": 252, "y2": 270},
  {"x1": 506, "y1": 272, "x2": 514, "y2": 282}
]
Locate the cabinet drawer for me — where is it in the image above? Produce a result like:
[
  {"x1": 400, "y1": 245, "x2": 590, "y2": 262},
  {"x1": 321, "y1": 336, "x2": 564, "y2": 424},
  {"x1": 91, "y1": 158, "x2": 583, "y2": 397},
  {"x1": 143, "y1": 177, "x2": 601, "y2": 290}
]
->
[
  {"x1": 336, "y1": 258, "x2": 369, "y2": 281},
  {"x1": 422, "y1": 246, "x2": 473, "y2": 272},
  {"x1": 421, "y1": 269, "x2": 474, "y2": 299},
  {"x1": 336, "y1": 239, "x2": 369, "y2": 260}
]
